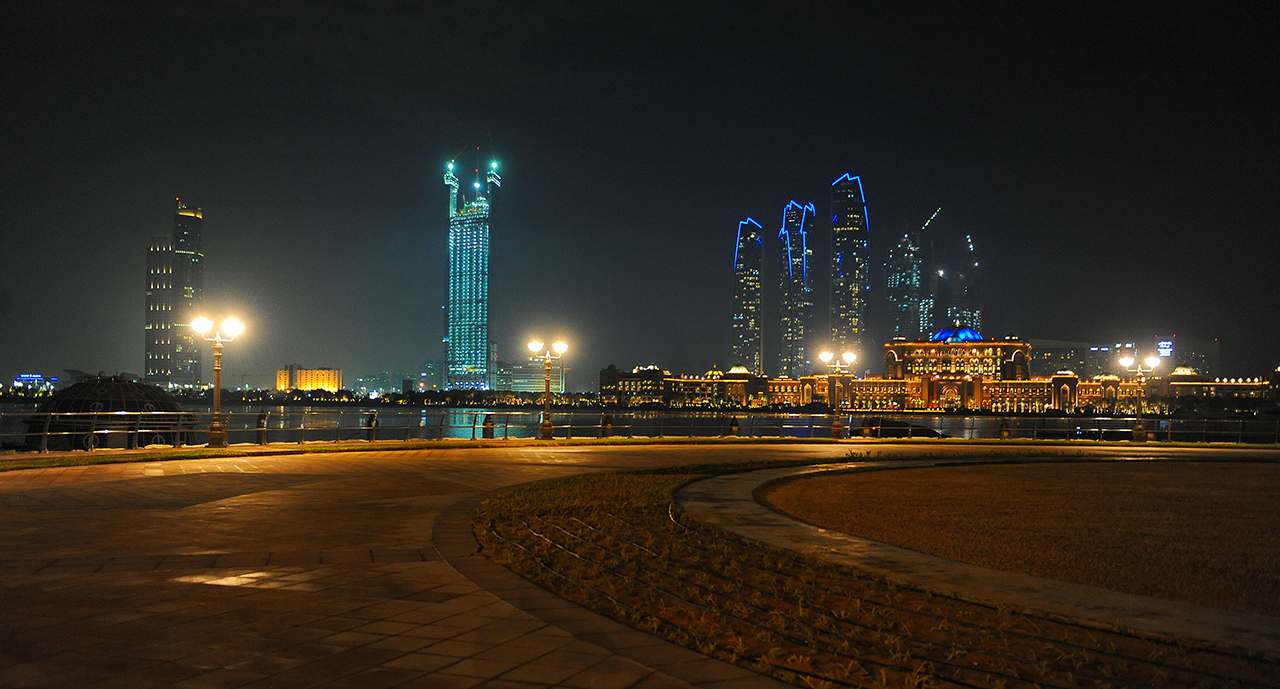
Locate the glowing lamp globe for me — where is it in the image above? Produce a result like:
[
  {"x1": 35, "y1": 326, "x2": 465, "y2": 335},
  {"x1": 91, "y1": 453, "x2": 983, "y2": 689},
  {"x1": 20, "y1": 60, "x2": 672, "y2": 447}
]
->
[
  {"x1": 843, "y1": 352, "x2": 857, "y2": 364},
  {"x1": 528, "y1": 341, "x2": 543, "y2": 354},
  {"x1": 553, "y1": 342, "x2": 568, "y2": 355},
  {"x1": 818, "y1": 352, "x2": 834, "y2": 363},
  {"x1": 191, "y1": 317, "x2": 213, "y2": 335},
  {"x1": 1144, "y1": 357, "x2": 1160, "y2": 369},
  {"x1": 1119, "y1": 356, "x2": 1135, "y2": 368},
  {"x1": 221, "y1": 318, "x2": 243, "y2": 338}
]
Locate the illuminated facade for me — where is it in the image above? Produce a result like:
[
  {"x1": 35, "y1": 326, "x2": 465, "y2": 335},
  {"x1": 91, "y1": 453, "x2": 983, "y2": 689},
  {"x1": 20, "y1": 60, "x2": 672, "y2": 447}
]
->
[
  {"x1": 885, "y1": 223, "x2": 923, "y2": 340},
  {"x1": 830, "y1": 174, "x2": 870, "y2": 354},
  {"x1": 778, "y1": 201, "x2": 815, "y2": 378},
  {"x1": 144, "y1": 199, "x2": 203, "y2": 388},
  {"x1": 731, "y1": 217, "x2": 764, "y2": 374},
  {"x1": 444, "y1": 159, "x2": 501, "y2": 390},
  {"x1": 277, "y1": 366, "x2": 343, "y2": 393}
]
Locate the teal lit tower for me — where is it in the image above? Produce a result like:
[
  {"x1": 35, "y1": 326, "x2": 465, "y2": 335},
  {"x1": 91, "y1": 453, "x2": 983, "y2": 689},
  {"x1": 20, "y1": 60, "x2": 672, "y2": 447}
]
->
[
  {"x1": 444, "y1": 158, "x2": 501, "y2": 390},
  {"x1": 778, "y1": 200, "x2": 815, "y2": 379},
  {"x1": 829, "y1": 174, "x2": 869, "y2": 355},
  {"x1": 731, "y1": 217, "x2": 764, "y2": 375}
]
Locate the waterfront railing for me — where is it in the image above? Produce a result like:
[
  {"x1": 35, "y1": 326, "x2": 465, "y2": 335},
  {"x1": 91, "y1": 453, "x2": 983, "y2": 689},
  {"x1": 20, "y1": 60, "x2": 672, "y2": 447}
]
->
[{"x1": 1, "y1": 409, "x2": 1277, "y2": 452}]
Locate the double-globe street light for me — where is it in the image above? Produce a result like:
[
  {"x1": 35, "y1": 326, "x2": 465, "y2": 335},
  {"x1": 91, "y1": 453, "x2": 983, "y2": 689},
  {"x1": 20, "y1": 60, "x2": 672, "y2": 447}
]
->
[
  {"x1": 192, "y1": 316, "x2": 243, "y2": 448},
  {"x1": 818, "y1": 351, "x2": 857, "y2": 438},
  {"x1": 527, "y1": 340, "x2": 568, "y2": 439},
  {"x1": 1118, "y1": 353, "x2": 1160, "y2": 441}
]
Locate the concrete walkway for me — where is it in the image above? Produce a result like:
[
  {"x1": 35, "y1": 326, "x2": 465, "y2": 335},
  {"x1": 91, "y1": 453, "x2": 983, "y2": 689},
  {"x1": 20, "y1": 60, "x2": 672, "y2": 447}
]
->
[{"x1": 677, "y1": 456, "x2": 1280, "y2": 656}]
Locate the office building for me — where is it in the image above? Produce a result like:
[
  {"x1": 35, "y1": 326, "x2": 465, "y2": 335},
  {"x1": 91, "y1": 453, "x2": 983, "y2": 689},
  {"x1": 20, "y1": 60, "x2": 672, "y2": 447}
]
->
[
  {"x1": 1153, "y1": 336, "x2": 1220, "y2": 377},
  {"x1": 509, "y1": 359, "x2": 565, "y2": 394},
  {"x1": 885, "y1": 217, "x2": 926, "y2": 341},
  {"x1": 144, "y1": 199, "x2": 203, "y2": 388},
  {"x1": 731, "y1": 217, "x2": 764, "y2": 375},
  {"x1": 444, "y1": 158, "x2": 500, "y2": 390},
  {"x1": 276, "y1": 366, "x2": 343, "y2": 393},
  {"x1": 777, "y1": 200, "x2": 815, "y2": 378},
  {"x1": 829, "y1": 174, "x2": 870, "y2": 355},
  {"x1": 1027, "y1": 339, "x2": 1089, "y2": 377}
]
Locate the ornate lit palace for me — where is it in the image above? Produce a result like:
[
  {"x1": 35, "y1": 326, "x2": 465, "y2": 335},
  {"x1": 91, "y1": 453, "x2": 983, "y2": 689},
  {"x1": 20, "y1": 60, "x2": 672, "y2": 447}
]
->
[{"x1": 601, "y1": 326, "x2": 1271, "y2": 411}]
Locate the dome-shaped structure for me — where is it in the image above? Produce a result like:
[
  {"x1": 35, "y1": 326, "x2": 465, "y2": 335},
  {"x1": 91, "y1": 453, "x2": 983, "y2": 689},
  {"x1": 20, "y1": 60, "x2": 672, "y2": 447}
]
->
[
  {"x1": 26, "y1": 375, "x2": 193, "y2": 451},
  {"x1": 37, "y1": 375, "x2": 183, "y2": 414},
  {"x1": 927, "y1": 327, "x2": 984, "y2": 343}
]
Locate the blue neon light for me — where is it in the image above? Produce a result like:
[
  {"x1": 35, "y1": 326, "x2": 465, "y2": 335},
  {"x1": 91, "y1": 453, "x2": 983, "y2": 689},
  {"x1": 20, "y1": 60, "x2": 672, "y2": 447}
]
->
[
  {"x1": 733, "y1": 217, "x2": 762, "y2": 269},
  {"x1": 831, "y1": 174, "x2": 870, "y2": 234}
]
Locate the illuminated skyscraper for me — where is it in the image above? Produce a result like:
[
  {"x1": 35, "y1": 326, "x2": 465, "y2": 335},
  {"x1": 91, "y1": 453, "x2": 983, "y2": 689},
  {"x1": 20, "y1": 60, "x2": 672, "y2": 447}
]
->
[
  {"x1": 731, "y1": 217, "x2": 764, "y2": 375},
  {"x1": 778, "y1": 201, "x2": 814, "y2": 378},
  {"x1": 885, "y1": 228, "x2": 922, "y2": 340},
  {"x1": 829, "y1": 174, "x2": 869, "y2": 355},
  {"x1": 444, "y1": 158, "x2": 500, "y2": 390},
  {"x1": 144, "y1": 199, "x2": 203, "y2": 387}
]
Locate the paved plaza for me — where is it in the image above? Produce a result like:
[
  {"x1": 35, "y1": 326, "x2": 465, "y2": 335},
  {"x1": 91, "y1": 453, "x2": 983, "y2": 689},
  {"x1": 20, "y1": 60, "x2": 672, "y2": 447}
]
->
[{"x1": 0, "y1": 443, "x2": 1277, "y2": 687}]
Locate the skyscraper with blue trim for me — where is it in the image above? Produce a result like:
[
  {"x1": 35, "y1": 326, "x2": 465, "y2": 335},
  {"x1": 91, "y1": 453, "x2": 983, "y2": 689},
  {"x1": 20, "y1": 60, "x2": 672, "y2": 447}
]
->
[
  {"x1": 778, "y1": 201, "x2": 815, "y2": 378},
  {"x1": 731, "y1": 217, "x2": 764, "y2": 375},
  {"x1": 443, "y1": 158, "x2": 500, "y2": 390},
  {"x1": 830, "y1": 174, "x2": 870, "y2": 356}
]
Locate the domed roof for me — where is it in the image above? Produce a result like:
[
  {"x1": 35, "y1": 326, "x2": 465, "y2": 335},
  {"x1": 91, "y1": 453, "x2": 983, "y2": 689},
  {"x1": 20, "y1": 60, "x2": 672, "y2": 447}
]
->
[
  {"x1": 37, "y1": 375, "x2": 182, "y2": 414},
  {"x1": 928, "y1": 327, "x2": 984, "y2": 343}
]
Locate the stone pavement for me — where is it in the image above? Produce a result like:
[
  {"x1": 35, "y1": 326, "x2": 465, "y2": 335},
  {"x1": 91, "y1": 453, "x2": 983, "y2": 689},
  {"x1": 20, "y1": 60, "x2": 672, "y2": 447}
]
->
[
  {"x1": 677, "y1": 452, "x2": 1280, "y2": 657},
  {"x1": 0, "y1": 444, "x2": 840, "y2": 688}
]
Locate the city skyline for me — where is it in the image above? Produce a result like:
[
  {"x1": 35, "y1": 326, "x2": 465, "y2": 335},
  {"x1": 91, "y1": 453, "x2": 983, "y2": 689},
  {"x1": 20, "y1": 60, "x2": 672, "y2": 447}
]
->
[{"x1": 0, "y1": 6, "x2": 1275, "y2": 388}]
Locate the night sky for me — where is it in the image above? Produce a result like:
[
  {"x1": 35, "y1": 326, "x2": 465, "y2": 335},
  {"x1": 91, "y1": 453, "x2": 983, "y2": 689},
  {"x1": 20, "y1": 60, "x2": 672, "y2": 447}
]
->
[{"x1": 1, "y1": 3, "x2": 1276, "y2": 390}]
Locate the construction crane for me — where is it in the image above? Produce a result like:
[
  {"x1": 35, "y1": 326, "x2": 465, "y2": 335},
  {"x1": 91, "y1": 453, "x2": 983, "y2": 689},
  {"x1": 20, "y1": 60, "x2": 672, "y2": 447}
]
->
[{"x1": 920, "y1": 207, "x2": 942, "y2": 232}]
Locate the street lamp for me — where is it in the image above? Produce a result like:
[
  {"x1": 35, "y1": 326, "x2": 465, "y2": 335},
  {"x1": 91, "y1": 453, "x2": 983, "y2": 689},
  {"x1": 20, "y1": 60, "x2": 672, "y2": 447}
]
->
[
  {"x1": 817, "y1": 351, "x2": 857, "y2": 438},
  {"x1": 1118, "y1": 354, "x2": 1160, "y2": 441},
  {"x1": 192, "y1": 316, "x2": 243, "y2": 448},
  {"x1": 528, "y1": 339, "x2": 567, "y2": 439}
]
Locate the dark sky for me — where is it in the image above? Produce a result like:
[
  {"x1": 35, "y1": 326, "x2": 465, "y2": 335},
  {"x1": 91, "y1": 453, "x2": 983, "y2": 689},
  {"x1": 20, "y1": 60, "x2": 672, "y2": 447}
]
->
[{"x1": 1, "y1": 3, "x2": 1276, "y2": 389}]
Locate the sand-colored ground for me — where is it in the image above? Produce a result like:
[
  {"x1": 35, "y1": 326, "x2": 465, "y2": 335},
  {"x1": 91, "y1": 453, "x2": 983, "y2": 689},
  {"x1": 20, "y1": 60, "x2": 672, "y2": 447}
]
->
[{"x1": 760, "y1": 460, "x2": 1280, "y2": 616}]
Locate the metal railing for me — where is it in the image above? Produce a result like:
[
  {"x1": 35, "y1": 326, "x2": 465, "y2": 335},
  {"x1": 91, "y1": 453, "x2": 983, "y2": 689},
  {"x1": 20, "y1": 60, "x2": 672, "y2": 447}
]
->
[{"x1": 1, "y1": 409, "x2": 1278, "y2": 452}]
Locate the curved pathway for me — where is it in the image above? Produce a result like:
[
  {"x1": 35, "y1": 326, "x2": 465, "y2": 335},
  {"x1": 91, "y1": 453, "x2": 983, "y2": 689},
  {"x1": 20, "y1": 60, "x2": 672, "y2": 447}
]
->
[
  {"x1": 676, "y1": 451, "x2": 1280, "y2": 656},
  {"x1": 0, "y1": 442, "x2": 1276, "y2": 688}
]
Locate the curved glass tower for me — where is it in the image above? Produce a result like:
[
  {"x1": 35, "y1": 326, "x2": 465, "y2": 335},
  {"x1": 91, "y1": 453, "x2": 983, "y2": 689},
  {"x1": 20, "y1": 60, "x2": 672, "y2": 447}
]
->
[
  {"x1": 830, "y1": 174, "x2": 869, "y2": 355},
  {"x1": 444, "y1": 160, "x2": 501, "y2": 390},
  {"x1": 778, "y1": 200, "x2": 814, "y2": 379},
  {"x1": 731, "y1": 217, "x2": 764, "y2": 375}
]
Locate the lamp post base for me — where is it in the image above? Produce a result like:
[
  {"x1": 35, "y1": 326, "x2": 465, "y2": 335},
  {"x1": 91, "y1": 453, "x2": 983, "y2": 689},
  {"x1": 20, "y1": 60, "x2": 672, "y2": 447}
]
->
[
  {"x1": 1132, "y1": 421, "x2": 1147, "y2": 442},
  {"x1": 540, "y1": 419, "x2": 553, "y2": 440},
  {"x1": 207, "y1": 427, "x2": 228, "y2": 448}
]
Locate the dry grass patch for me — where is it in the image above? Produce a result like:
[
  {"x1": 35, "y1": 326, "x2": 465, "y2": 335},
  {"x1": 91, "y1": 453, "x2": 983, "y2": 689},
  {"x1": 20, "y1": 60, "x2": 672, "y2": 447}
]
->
[
  {"x1": 475, "y1": 461, "x2": 1278, "y2": 688},
  {"x1": 761, "y1": 460, "x2": 1280, "y2": 616}
]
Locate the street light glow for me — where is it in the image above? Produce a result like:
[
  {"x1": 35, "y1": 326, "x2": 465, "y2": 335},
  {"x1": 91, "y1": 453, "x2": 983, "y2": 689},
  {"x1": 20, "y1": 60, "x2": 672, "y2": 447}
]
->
[
  {"x1": 1119, "y1": 356, "x2": 1135, "y2": 368},
  {"x1": 528, "y1": 340, "x2": 543, "y2": 353},
  {"x1": 818, "y1": 352, "x2": 833, "y2": 363},
  {"x1": 553, "y1": 342, "x2": 568, "y2": 355},
  {"x1": 191, "y1": 316, "x2": 212, "y2": 335},
  {"x1": 1144, "y1": 356, "x2": 1160, "y2": 369},
  {"x1": 222, "y1": 318, "x2": 243, "y2": 338},
  {"x1": 843, "y1": 352, "x2": 857, "y2": 364}
]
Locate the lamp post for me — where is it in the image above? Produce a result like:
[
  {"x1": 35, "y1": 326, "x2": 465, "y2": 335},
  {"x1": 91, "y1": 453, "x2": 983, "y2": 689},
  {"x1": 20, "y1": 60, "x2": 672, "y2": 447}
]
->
[
  {"x1": 818, "y1": 351, "x2": 857, "y2": 438},
  {"x1": 528, "y1": 340, "x2": 567, "y2": 439},
  {"x1": 1118, "y1": 354, "x2": 1159, "y2": 442},
  {"x1": 192, "y1": 316, "x2": 243, "y2": 448}
]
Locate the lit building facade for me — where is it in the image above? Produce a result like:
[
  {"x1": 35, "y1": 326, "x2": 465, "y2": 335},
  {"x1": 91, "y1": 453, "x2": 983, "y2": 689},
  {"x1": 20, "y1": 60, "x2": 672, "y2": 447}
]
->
[
  {"x1": 731, "y1": 217, "x2": 764, "y2": 375},
  {"x1": 508, "y1": 359, "x2": 565, "y2": 394},
  {"x1": 885, "y1": 225, "x2": 923, "y2": 340},
  {"x1": 777, "y1": 200, "x2": 815, "y2": 378},
  {"x1": 277, "y1": 366, "x2": 343, "y2": 393},
  {"x1": 1153, "y1": 336, "x2": 1220, "y2": 377},
  {"x1": 830, "y1": 174, "x2": 870, "y2": 355},
  {"x1": 444, "y1": 159, "x2": 500, "y2": 390},
  {"x1": 144, "y1": 199, "x2": 203, "y2": 388},
  {"x1": 600, "y1": 365, "x2": 668, "y2": 405}
]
